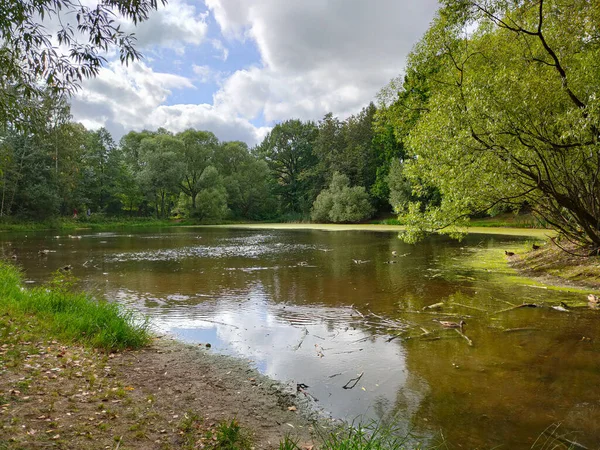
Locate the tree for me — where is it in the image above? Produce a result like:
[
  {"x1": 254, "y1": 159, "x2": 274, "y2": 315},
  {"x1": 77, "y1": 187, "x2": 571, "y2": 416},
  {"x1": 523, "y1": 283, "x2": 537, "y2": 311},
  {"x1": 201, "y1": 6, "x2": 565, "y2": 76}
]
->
[
  {"x1": 225, "y1": 158, "x2": 275, "y2": 220},
  {"x1": 311, "y1": 172, "x2": 373, "y2": 223},
  {"x1": 177, "y1": 130, "x2": 218, "y2": 211},
  {"x1": 214, "y1": 141, "x2": 275, "y2": 220},
  {"x1": 313, "y1": 113, "x2": 346, "y2": 191},
  {"x1": 343, "y1": 103, "x2": 378, "y2": 190},
  {"x1": 0, "y1": 0, "x2": 165, "y2": 130},
  {"x1": 391, "y1": 0, "x2": 600, "y2": 252},
  {"x1": 387, "y1": 159, "x2": 440, "y2": 215},
  {"x1": 54, "y1": 122, "x2": 88, "y2": 215},
  {"x1": 257, "y1": 119, "x2": 319, "y2": 214},
  {"x1": 194, "y1": 166, "x2": 229, "y2": 221},
  {"x1": 82, "y1": 128, "x2": 121, "y2": 212},
  {"x1": 137, "y1": 135, "x2": 184, "y2": 218}
]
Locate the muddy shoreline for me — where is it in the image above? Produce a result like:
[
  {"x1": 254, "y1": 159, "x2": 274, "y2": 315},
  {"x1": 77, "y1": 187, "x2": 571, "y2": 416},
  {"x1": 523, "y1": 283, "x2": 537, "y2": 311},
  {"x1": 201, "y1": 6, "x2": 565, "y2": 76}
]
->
[
  {"x1": 110, "y1": 337, "x2": 320, "y2": 448},
  {"x1": 1, "y1": 334, "x2": 321, "y2": 449}
]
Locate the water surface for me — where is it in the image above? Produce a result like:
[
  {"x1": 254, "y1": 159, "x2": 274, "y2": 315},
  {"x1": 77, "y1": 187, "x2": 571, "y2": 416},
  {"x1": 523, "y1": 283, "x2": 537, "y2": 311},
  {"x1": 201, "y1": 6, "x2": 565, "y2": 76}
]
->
[{"x1": 3, "y1": 227, "x2": 598, "y2": 448}]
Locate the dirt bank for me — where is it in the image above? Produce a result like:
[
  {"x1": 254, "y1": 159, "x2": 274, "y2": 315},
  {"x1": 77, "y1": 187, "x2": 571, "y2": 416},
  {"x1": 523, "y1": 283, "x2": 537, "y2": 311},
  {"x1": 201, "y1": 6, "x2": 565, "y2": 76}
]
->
[
  {"x1": 510, "y1": 243, "x2": 600, "y2": 292},
  {"x1": 1, "y1": 334, "x2": 318, "y2": 449}
]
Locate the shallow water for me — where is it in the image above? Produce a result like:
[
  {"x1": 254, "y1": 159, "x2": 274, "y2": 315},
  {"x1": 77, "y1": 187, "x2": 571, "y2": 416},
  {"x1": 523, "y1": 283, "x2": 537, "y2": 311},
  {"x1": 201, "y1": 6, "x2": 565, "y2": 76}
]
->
[{"x1": 3, "y1": 227, "x2": 599, "y2": 448}]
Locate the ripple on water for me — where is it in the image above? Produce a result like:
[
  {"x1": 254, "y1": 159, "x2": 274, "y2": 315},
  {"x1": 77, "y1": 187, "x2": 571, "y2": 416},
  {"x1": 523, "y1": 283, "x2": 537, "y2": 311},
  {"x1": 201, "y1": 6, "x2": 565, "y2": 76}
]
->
[{"x1": 108, "y1": 242, "x2": 326, "y2": 262}]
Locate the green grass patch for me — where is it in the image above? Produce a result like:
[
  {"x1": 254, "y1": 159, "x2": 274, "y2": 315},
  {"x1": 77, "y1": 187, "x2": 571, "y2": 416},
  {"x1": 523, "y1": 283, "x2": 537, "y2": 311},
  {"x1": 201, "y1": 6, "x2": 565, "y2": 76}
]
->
[
  {"x1": 0, "y1": 216, "x2": 197, "y2": 232},
  {"x1": 0, "y1": 262, "x2": 150, "y2": 351},
  {"x1": 314, "y1": 421, "x2": 428, "y2": 450},
  {"x1": 374, "y1": 213, "x2": 546, "y2": 229}
]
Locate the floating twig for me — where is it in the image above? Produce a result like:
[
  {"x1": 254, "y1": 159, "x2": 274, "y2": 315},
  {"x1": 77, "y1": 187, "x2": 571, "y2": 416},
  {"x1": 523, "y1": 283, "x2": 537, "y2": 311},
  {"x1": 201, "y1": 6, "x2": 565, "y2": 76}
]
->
[
  {"x1": 403, "y1": 310, "x2": 472, "y2": 318},
  {"x1": 455, "y1": 329, "x2": 473, "y2": 346},
  {"x1": 199, "y1": 319, "x2": 240, "y2": 329},
  {"x1": 294, "y1": 328, "x2": 309, "y2": 351},
  {"x1": 502, "y1": 327, "x2": 540, "y2": 333},
  {"x1": 450, "y1": 302, "x2": 487, "y2": 312},
  {"x1": 422, "y1": 302, "x2": 444, "y2": 311},
  {"x1": 490, "y1": 303, "x2": 538, "y2": 316},
  {"x1": 342, "y1": 372, "x2": 364, "y2": 390},
  {"x1": 333, "y1": 349, "x2": 363, "y2": 355},
  {"x1": 419, "y1": 327, "x2": 431, "y2": 336},
  {"x1": 351, "y1": 308, "x2": 365, "y2": 318}
]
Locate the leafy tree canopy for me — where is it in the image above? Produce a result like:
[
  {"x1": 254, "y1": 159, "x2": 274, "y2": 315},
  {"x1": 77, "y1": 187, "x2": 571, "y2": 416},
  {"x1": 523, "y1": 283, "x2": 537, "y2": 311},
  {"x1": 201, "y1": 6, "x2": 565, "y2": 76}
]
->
[
  {"x1": 389, "y1": 0, "x2": 600, "y2": 252},
  {"x1": 0, "y1": 0, "x2": 165, "y2": 130}
]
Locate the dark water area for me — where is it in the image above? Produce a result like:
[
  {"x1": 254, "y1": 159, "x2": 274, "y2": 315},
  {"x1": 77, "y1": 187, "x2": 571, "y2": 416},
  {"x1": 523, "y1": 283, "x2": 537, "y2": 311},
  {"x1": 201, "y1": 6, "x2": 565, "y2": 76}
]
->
[{"x1": 2, "y1": 227, "x2": 599, "y2": 448}]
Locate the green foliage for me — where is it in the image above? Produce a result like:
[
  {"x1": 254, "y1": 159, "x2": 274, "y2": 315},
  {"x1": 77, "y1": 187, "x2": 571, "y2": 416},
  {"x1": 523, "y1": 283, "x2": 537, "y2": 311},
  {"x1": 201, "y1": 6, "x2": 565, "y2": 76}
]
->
[
  {"x1": 314, "y1": 104, "x2": 390, "y2": 213},
  {"x1": 0, "y1": 0, "x2": 164, "y2": 131},
  {"x1": 318, "y1": 420, "x2": 421, "y2": 450},
  {"x1": 224, "y1": 158, "x2": 276, "y2": 220},
  {"x1": 382, "y1": 0, "x2": 600, "y2": 250},
  {"x1": 387, "y1": 159, "x2": 441, "y2": 216},
  {"x1": 82, "y1": 127, "x2": 123, "y2": 214},
  {"x1": 211, "y1": 419, "x2": 251, "y2": 450},
  {"x1": 193, "y1": 166, "x2": 229, "y2": 221},
  {"x1": 137, "y1": 134, "x2": 185, "y2": 218},
  {"x1": 0, "y1": 262, "x2": 150, "y2": 351},
  {"x1": 311, "y1": 172, "x2": 374, "y2": 223},
  {"x1": 257, "y1": 119, "x2": 319, "y2": 214},
  {"x1": 177, "y1": 129, "x2": 218, "y2": 212}
]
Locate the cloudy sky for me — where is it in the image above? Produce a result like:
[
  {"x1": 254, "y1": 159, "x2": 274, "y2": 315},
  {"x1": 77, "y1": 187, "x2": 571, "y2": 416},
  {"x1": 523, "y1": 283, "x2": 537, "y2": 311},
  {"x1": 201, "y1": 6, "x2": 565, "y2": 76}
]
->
[{"x1": 70, "y1": 0, "x2": 439, "y2": 146}]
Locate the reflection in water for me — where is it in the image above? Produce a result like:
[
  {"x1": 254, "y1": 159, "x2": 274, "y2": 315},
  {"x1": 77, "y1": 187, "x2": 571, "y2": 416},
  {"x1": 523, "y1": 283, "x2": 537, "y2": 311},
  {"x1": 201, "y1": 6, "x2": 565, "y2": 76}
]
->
[{"x1": 4, "y1": 228, "x2": 600, "y2": 449}]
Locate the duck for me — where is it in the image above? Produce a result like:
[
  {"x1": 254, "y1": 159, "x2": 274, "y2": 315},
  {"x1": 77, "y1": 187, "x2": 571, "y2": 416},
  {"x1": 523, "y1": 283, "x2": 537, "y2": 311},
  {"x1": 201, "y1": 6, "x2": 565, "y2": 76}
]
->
[
  {"x1": 505, "y1": 251, "x2": 515, "y2": 256},
  {"x1": 588, "y1": 294, "x2": 599, "y2": 309},
  {"x1": 391, "y1": 251, "x2": 398, "y2": 257},
  {"x1": 436, "y1": 320, "x2": 466, "y2": 332},
  {"x1": 532, "y1": 244, "x2": 540, "y2": 250}
]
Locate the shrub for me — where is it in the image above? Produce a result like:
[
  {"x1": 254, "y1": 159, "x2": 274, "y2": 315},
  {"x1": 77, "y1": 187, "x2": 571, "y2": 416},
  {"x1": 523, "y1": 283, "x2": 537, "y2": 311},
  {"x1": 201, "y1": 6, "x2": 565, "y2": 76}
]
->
[{"x1": 311, "y1": 172, "x2": 373, "y2": 223}]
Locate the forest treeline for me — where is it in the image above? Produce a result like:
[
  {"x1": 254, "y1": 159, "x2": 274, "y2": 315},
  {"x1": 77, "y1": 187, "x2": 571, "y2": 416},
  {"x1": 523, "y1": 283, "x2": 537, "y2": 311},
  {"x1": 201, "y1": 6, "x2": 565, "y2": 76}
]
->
[
  {"x1": 0, "y1": 98, "x2": 415, "y2": 223},
  {"x1": 1, "y1": 0, "x2": 599, "y2": 252}
]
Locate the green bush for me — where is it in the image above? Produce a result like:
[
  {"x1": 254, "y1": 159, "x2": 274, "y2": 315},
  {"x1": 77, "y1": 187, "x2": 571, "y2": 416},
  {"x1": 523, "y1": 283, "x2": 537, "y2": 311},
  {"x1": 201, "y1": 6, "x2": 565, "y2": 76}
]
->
[{"x1": 311, "y1": 172, "x2": 373, "y2": 223}]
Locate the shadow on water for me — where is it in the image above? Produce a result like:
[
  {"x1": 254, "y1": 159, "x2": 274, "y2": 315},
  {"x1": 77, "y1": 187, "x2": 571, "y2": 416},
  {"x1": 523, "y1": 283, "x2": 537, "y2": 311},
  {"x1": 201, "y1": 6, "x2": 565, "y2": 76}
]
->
[{"x1": 3, "y1": 227, "x2": 599, "y2": 448}]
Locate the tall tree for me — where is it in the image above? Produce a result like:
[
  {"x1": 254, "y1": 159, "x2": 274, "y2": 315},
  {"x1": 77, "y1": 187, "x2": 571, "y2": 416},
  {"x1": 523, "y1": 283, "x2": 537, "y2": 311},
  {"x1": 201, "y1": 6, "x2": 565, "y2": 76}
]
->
[
  {"x1": 389, "y1": 0, "x2": 600, "y2": 252},
  {"x1": 137, "y1": 135, "x2": 184, "y2": 218},
  {"x1": 257, "y1": 119, "x2": 319, "y2": 214},
  {"x1": 176, "y1": 130, "x2": 218, "y2": 211},
  {"x1": 82, "y1": 128, "x2": 121, "y2": 212}
]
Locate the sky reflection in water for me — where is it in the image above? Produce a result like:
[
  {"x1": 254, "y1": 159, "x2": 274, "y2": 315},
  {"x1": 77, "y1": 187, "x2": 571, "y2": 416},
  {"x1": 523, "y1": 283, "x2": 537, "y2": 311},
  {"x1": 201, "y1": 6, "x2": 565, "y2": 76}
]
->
[{"x1": 4, "y1": 228, "x2": 599, "y2": 449}]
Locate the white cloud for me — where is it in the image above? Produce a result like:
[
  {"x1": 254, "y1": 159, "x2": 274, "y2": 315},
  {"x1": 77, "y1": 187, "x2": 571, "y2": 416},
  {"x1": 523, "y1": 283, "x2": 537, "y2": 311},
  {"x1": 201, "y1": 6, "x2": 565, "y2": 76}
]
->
[
  {"x1": 70, "y1": 0, "x2": 439, "y2": 146},
  {"x1": 205, "y1": 0, "x2": 439, "y2": 124},
  {"x1": 120, "y1": 0, "x2": 209, "y2": 52},
  {"x1": 192, "y1": 65, "x2": 213, "y2": 83},
  {"x1": 72, "y1": 60, "x2": 267, "y2": 144},
  {"x1": 210, "y1": 39, "x2": 230, "y2": 62}
]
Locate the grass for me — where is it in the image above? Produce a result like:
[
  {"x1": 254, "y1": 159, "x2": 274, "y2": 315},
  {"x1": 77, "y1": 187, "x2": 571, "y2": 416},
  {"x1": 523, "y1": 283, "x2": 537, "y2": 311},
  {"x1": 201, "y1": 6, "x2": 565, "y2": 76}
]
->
[
  {"x1": 176, "y1": 414, "x2": 252, "y2": 450},
  {"x1": 375, "y1": 213, "x2": 545, "y2": 229},
  {"x1": 280, "y1": 421, "x2": 430, "y2": 450},
  {"x1": 0, "y1": 216, "x2": 195, "y2": 232},
  {"x1": 0, "y1": 262, "x2": 150, "y2": 352}
]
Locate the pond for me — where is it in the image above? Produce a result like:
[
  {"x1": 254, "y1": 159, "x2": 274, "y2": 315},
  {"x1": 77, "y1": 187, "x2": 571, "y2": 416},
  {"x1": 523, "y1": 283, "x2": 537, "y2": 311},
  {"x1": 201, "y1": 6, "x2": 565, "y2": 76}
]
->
[{"x1": 3, "y1": 227, "x2": 599, "y2": 448}]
